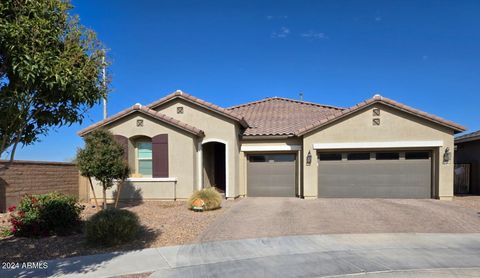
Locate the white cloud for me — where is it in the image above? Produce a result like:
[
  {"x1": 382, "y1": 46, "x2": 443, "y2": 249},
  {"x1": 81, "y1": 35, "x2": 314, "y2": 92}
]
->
[
  {"x1": 300, "y1": 31, "x2": 327, "y2": 40},
  {"x1": 271, "y1": 27, "x2": 290, "y2": 38},
  {"x1": 266, "y1": 15, "x2": 288, "y2": 20}
]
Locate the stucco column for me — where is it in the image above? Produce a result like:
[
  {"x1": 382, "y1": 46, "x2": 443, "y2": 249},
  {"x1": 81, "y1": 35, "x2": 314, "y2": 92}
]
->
[
  {"x1": 302, "y1": 139, "x2": 318, "y2": 199},
  {"x1": 196, "y1": 141, "x2": 203, "y2": 190}
]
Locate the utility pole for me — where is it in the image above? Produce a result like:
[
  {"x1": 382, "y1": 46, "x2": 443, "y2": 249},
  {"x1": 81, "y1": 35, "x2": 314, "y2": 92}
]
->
[
  {"x1": 102, "y1": 51, "x2": 107, "y2": 120},
  {"x1": 299, "y1": 92, "x2": 304, "y2": 101}
]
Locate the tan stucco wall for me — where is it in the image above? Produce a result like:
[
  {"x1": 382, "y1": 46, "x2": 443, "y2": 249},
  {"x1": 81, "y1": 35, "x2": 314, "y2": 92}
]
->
[
  {"x1": 154, "y1": 99, "x2": 241, "y2": 198},
  {"x1": 90, "y1": 180, "x2": 179, "y2": 202},
  {"x1": 101, "y1": 112, "x2": 198, "y2": 199},
  {"x1": 303, "y1": 103, "x2": 455, "y2": 200},
  {"x1": 239, "y1": 138, "x2": 303, "y2": 196}
]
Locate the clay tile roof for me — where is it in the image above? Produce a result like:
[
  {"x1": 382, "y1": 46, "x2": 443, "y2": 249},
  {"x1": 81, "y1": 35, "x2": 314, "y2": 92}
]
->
[
  {"x1": 455, "y1": 129, "x2": 480, "y2": 143},
  {"x1": 295, "y1": 95, "x2": 466, "y2": 136},
  {"x1": 78, "y1": 104, "x2": 205, "y2": 137},
  {"x1": 227, "y1": 97, "x2": 344, "y2": 136},
  {"x1": 147, "y1": 90, "x2": 248, "y2": 127}
]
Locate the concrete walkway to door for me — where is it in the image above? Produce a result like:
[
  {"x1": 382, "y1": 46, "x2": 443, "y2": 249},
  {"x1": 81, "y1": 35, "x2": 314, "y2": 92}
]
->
[{"x1": 196, "y1": 197, "x2": 480, "y2": 243}]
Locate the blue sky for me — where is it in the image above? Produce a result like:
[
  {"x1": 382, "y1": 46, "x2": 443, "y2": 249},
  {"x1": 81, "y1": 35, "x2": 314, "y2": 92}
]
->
[{"x1": 10, "y1": 0, "x2": 480, "y2": 161}]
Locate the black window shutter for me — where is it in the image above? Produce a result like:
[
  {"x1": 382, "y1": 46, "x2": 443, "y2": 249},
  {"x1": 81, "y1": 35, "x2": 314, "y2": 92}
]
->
[
  {"x1": 152, "y1": 134, "x2": 169, "y2": 177},
  {"x1": 113, "y1": 135, "x2": 129, "y2": 162}
]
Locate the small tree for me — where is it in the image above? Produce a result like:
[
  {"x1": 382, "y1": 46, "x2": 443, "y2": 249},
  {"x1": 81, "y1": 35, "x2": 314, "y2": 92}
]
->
[
  {"x1": 0, "y1": 0, "x2": 107, "y2": 170},
  {"x1": 77, "y1": 129, "x2": 129, "y2": 209}
]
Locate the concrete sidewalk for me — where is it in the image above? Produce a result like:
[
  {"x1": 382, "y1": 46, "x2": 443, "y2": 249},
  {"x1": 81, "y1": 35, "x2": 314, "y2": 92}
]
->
[{"x1": 2, "y1": 233, "x2": 480, "y2": 277}]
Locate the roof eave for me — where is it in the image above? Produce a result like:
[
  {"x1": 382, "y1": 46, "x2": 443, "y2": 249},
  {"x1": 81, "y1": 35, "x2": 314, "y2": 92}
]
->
[
  {"x1": 241, "y1": 134, "x2": 297, "y2": 140},
  {"x1": 295, "y1": 98, "x2": 466, "y2": 136},
  {"x1": 78, "y1": 106, "x2": 205, "y2": 137},
  {"x1": 455, "y1": 135, "x2": 480, "y2": 144},
  {"x1": 148, "y1": 91, "x2": 249, "y2": 128}
]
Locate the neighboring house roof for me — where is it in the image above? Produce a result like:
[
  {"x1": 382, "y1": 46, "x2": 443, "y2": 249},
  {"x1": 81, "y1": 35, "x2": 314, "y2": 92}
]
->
[
  {"x1": 227, "y1": 97, "x2": 344, "y2": 136},
  {"x1": 78, "y1": 104, "x2": 205, "y2": 137},
  {"x1": 147, "y1": 90, "x2": 249, "y2": 128},
  {"x1": 295, "y1": 95, "x2": 466, "y2": 136},
  {"x1": 455, "y1": 130, "x2": 480, "y2": 144}
]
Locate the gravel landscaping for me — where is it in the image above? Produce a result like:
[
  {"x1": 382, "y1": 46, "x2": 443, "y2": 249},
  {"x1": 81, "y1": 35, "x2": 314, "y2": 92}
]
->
[{"x1": 0, "y1": 200, "x2": 234, "y2": 263}]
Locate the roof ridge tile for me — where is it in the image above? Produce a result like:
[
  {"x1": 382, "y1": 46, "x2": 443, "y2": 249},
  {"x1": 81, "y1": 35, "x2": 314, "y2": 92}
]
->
[{"x1": 227, "y1": 96, "x2": 344, "y2": 110}]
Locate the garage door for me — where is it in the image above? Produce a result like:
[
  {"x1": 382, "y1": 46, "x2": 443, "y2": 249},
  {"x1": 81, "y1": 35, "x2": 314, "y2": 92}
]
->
[
  {"x1": 318, "y1": 151, "x2": 432, "y2": 198},
  {"x1": 247, "y1": 154, "x2": 296, "y2": 197}
]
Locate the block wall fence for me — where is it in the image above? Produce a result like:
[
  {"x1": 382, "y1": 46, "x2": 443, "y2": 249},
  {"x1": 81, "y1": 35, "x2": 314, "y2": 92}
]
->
[{"x1": 0, "y1": 160, "x2": 88, "y2": 212}]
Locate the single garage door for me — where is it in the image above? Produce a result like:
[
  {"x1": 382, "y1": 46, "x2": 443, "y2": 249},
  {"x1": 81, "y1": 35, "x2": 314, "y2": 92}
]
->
[
  {"x1": 247, "y1": 154, "x2": 296, "y2": 197},
  {"x1": 318, "y1": 151, "x2": 432, "y2": 198}
]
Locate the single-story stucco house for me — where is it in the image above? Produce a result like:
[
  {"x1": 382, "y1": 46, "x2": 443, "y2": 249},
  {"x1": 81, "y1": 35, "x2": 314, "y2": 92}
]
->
[
  {"x1": 455, "y1": 130, "x2": 480, "y2": 195},
  {"x1": 79, "y1": 91, "x2": 465, "y2": 201}
]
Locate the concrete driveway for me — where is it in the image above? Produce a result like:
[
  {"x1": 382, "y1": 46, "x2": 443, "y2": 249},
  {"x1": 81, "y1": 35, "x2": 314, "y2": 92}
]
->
[{"x1": 197, "y1": 198, "x2": 480, "y2": 242}]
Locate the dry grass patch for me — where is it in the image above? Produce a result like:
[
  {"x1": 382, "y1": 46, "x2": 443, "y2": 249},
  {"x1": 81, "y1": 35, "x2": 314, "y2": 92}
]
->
[{"x1": 187, "y1": 187, "x2": 223, "y2": 211}]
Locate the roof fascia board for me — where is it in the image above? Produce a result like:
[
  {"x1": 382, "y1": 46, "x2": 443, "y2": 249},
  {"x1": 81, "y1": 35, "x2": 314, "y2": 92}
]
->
[
  {"x1": 297, "y1": 100, "x2": 465, "y2": 136},
  {"x1": 455, "y1": 136, "x2": 480, "y2": 144},
  {"x1": 78, "y1": 108, "x2": 204, "y2": 137},
  {"x1": 149, "y1": 94, "x2": 248, "y2": 128}
]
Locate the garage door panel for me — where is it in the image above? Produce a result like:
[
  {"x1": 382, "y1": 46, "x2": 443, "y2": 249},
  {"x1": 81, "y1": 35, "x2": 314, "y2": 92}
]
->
[
  {"x1": 318, "y1": 152, "x2": 431, "y2": 199},
  {"x1": 248, "y1": 155, "x2": 296, "y2": 197}
]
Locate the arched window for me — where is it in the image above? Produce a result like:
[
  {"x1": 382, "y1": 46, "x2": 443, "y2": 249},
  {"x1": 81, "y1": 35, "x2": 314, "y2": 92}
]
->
[{"x1": 136, "y1": 140, "x2": 152, "y2": 177}]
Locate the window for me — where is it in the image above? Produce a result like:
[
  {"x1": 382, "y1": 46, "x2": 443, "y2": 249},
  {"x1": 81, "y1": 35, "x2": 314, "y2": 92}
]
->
[
  {"x1": 249, "y1": 155, "x2": 267, "y2": 162},
  {"x1": 406, "y1": 152, "x2": 430, "y2": 160},
  {"x1": 376, "y1": 152, "x2": 400, "y2": 160},
  {"x1": 249, "y1": 154, "x2": 295, "y2": 163},
  {"x1": 347, "y1": 153, "x2": 370, "y2": 160},
  {"x1": 319, "y1": 153, "x2": 342, "y2": 161},
  {"x1": 137, "y1": 141, "x2": 152, "y2": 177},
  {"x1": 271, "y1": 154, "x2": 295, "y2": 162}
]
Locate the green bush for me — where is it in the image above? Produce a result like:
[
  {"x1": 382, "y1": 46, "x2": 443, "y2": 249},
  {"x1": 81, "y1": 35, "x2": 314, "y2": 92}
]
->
[
  {"x1": 86, "y1": 208, "x2": 140, "y2": 246},
  {"x1": 10, "y1": 192, "x2": 83, "y2": 237},
  {"x1": 187, "y1": 187, "x2": 222, "y2": 211}
]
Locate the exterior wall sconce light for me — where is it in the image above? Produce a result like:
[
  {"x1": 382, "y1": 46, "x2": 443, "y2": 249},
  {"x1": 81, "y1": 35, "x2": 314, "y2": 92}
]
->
[
  {"x1": 443, "y1": 147, "x2": 451, "y2": 164},
  {"x1": 306, "y1": 151, "x2": 312, "y2": 166}
]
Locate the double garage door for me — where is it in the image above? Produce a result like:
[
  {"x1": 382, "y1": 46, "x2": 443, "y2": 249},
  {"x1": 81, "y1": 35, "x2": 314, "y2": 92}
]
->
[
  {"x1": 246, "y1": 151, "x2": 432, "y2": 198},
  {"x1": 247, "y1": 154, "x2": 296, "y2": 197},
  {"x1": 318, "y1": 151, "x2": 432, "y2": 198}
]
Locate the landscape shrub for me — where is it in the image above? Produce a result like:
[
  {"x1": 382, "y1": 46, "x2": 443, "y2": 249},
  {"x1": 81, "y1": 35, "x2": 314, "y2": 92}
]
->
[
  {"x1": 85, "y1": 208, "x2": 140, "y2": 246},
  {"x1": 187, "y1": 187, "x2": 222, "y2": 211},
  {"x1": 10, "y1": 192, "x2": 83, "y2": 237}
]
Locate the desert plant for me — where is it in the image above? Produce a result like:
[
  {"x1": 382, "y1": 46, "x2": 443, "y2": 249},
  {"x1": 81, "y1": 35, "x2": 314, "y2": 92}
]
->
[
  {"x1": 187, "y1": 187, "x2": 222, "y2": 211},
  {"x1": 77, "y1": 129, "x2": 130, "y2": 209},
  {"x1": 10, "y1": 192, "x2": 83, "y2": 237},
  {"x1": 85, "y1": 208, "x2": 140, "y2": 246},
  {"x1": 0, "y1": 0, "x2": 108, "y2": 171}
]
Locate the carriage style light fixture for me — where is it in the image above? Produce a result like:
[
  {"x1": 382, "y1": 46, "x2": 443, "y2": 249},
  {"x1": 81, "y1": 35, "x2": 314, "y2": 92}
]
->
[
  {"x1": 306, "y1": 151, "x2": 312, "y2": 166},
  {"x1": 443, "y1": 147, "x2": 451, "y2": 164}
]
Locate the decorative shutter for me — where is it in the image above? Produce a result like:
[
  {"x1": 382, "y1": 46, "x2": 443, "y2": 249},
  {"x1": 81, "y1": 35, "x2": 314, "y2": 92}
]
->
[
  {"x1": 152, "y1": 134, "x2": 169, "y2": 177},
  {"x1": 113, "y1": 135, "x2": 129, "y2": 162}
]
